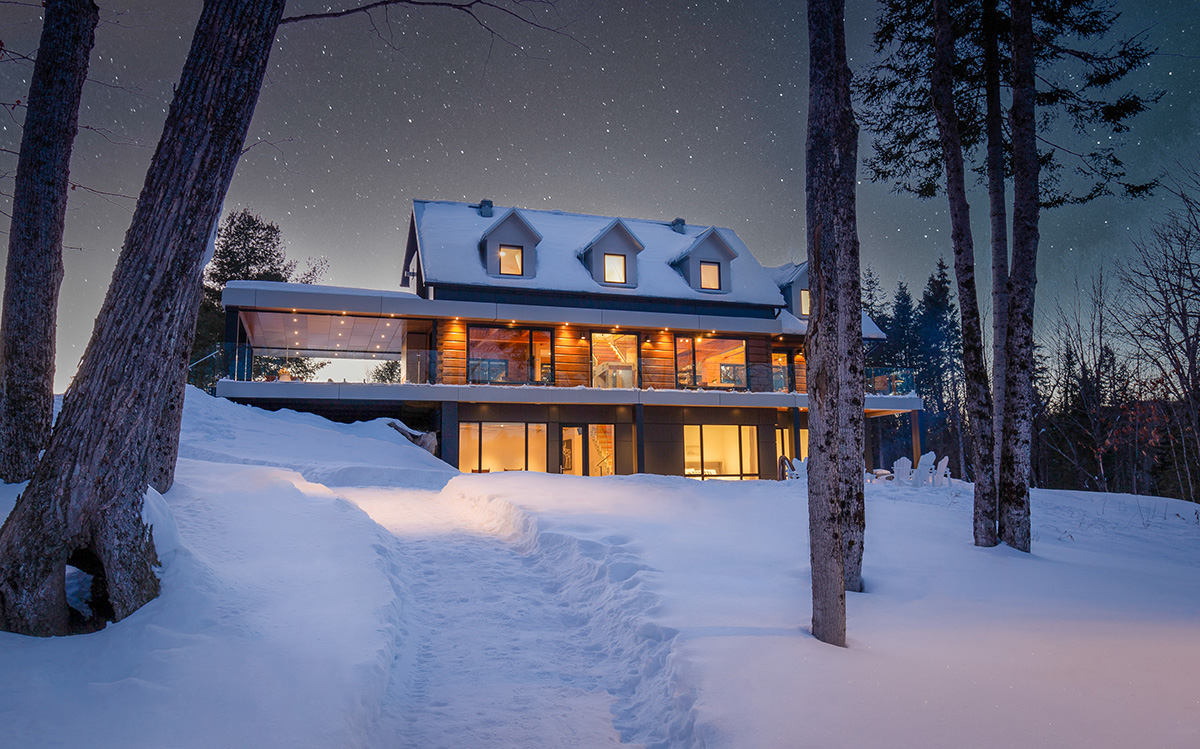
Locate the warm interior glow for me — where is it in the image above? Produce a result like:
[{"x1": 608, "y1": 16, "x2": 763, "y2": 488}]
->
[
  {"x1": 700, "y1": 261, "x2": 721, "y2": 290},
  {"x1": 684, "y1": 424, "x2": 758, "y2": 479},
  {"x1": 499, "y1": 244, "x2": 523, "y2": 275},
  {"x1": 591, "y1": 333, "x2": 638, "y2": 388},
  {"x1": 603, "y1": 253, "x2": 627, "y2": 284}
]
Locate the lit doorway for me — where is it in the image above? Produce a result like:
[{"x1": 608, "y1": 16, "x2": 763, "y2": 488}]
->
[{"x1": 560, "y1": 424, "x2": 616, "y2": 476}]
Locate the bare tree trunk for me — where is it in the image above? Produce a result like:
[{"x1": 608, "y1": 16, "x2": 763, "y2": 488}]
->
[
  {"x1": 930, "y1": 0, "x2": 999, "y2": 547},
  {"x1": 0, "y1": 0, "x2": 287, "y2": 636},
  {"x1": 0, "y1": 0, "x2": 98, "y2": 483},
  {"x1": 807, "y1": 0, "x2": 865, "y2": 646},
  {"x1": 147, "y1": 276, "x2": 207, "y2": 493},
  {"x1": 999, "y1": 0, "x2": 1037, "y2": 552},
  {"x1": 984, "y1": 0, "x2": 1009, "y2": 488}
]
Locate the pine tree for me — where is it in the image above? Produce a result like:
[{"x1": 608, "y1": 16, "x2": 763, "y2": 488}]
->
[{"x1": 189, "y1": 209, "x2": 329, "y2": 391}]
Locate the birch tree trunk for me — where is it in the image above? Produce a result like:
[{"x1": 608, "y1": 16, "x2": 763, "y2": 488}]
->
[
  {"x1": 984, "y1": 0, "x2": 1009, "y2": 486},
  {"x1": 0, "y1": 0, "x2": 98, "y2": 483},
  {"x1": 807, "y1": 0, "x2": 865, "y2": 646},
  {"x1": 999, "y1": 0, "x2": 1037, "y2": 552},
  {"x1": 930, "y1": 0, "x2": 998, "y2": 547},
  {"x1": 0, "y1": 0, "x2": 287, "y2": 636}
]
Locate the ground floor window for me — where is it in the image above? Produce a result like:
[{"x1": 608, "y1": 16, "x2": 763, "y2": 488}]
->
[
  {"x1": 561, "y1": 424, "x2": 616, "y2": 476},
  {"x1": 684, "y1": 424, "x2": 758, "y2": 479},
  {"x1": 459, "y1": 422, "x2": 547, "y2": 473},
  {"x1": 775, "y1": 426, "x2": 809, "y2": 463}
]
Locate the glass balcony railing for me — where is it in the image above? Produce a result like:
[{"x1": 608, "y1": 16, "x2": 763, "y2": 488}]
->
[
  {"x1": 220, "y1": 347, "x2": 916, "y2": 398},
  {"x1": 866, "y1": 367, "x2": 916, "y2": 396}
]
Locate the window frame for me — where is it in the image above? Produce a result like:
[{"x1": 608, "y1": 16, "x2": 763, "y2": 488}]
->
[
  {"x1": 589, "y1": 331, "x2": 641, "y2": 389},
  {"x1": 699, "y1": 260, "x2": 722, "y2": 290},
  {"x1": 498, "y1": 244, "x2": 524, "y2": 276},
  {"x1": 683, "y1": 423, "x2": 759, "y2": 480},
  {"x1": 458, "y1": 421, "x2": 548, "y2": 473},
  {"x1": 674, "y1": 335, "x2": 748, "y2": 389},
  {"x1": 466, "y1": 324, "x2": 554, "y2": 385},
  {"x1": 603, "y1": 253, "x2": 627, "y2": 284}
]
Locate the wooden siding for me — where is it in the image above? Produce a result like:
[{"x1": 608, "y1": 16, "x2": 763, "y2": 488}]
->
[
  {"x1": 747, "y1": 336, "x2": 772, "y2": 392},
  {"x1": 641, "y1": 331, "x2": 676, "y2": 389},
  {"x1": 554, "y1": 327, "x2": 590, "y2": 387},
  {"x1": 438, "y1": 319, "x2": 467, "y2": 384}
]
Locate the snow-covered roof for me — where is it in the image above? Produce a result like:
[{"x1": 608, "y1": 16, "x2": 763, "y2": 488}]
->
[
  {"x1": 413, "y1": 200, "x2": 786, "y2": 307},
  {"x1": 766, "y1": 261, "x2": 808, "y2": 290}
]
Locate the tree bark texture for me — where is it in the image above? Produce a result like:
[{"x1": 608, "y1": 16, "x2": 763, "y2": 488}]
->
[
  {"x1": 0, "y1": 0, "x2": 99, "y2": 483},
  {"x1": 999, "y1": 0, "x2": 1037, "y2": 553},
  {"x1": 807, "y1": 0, "x2": 865, "y2": 646},
  {"x1": 984, "y1": 0, "x2": 1009, "y2": 487},
  {"x1": 930, "y1": 0, "x2": 998, "y2": 547},
  {"x1": 0, "y1": 0, "x2": 287, "y2": 636}
]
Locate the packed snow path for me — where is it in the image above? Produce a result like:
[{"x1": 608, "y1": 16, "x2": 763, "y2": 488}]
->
[{"x1": 348, "y1": 489, "x2": 657, "y2": 748}]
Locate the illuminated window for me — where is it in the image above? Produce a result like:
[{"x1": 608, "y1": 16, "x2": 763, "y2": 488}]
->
[
  {"x1": 591, "y1": 333, "x2": 638, "y2": 388},
  {"x1": 498, "y1": 244, "x2": 523, "y2": 275},
  {"x1": 800, "y1": 288, "x2": 811, "y2": 316},
  {"x1": 458, "y1": 422, "x2": 548, "y2": 473},
  {"x1": 560, "y1": 424, "x2": 615, "y2": 476},
  {"x1": 683, "y1": 424, "x2": 759, "y2": 479},
  {"x1": 700, "y1": 261, "x2": 721, "y2": 290},
  {"x1": 675, "y1": 336, "x2": 747, "y2": 388},
  {"x1": 467, "y1": 326, "x2": 552, "y2": 384},
  {"x1": 771, "y1": 352, "x2": 790, "y2": 392},
  {"x1": 603, "y1": 253, "x2": 627, "y2": 284}
]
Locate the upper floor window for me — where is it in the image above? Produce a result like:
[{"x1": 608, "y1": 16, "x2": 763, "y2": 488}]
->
[
  {"x1": 498, "y1": 245, "x2": 523, "y2": 276},
  {"x1": 700, "y1": 261, "x2": 721, "y2": 290},
  {"x1": 604, "y1": 253, "x2": 627, "y2": 284},
  {"x1": 467, "y1": 326, "x2": 552, "y2": 384},
  {"x1": 591, "y1": 332, "x2": 639, "y2": 388},
  {"x1": 675, "y1": 336, "x2": 747, "y2": 389},
  {"x1": 799, "y1": 288, "x2": 811, "y2": 316}
]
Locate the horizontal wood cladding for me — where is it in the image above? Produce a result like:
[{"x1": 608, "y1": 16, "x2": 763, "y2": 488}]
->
[
  {"x1": 438, "y1": 320, "x2": 467, "y2": 384},
  {"x1": 747, "y1": 337, "x2": 772, "y2": 392},
  {"x1": 554, "y1": 327, "x2": 589, "y2": 387},
  {"x1": 641, "y1": 331, "x2": 676, "y2": 389}
]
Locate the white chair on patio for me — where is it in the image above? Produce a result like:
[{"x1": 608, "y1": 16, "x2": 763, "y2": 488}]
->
[
  {"x1": 932, "y1": 456, "x2": 951, "y2": 487},
  {"x1": 887, "y1": 456, "x2": 913, "y2": 483},
  {"x1": 912, "y1": 452, "x2": 937, "y2": 487}
]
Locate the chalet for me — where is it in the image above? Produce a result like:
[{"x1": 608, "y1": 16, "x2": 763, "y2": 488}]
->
[{"x1": 215, "y1": 199, "x2": 921, "y2": 478}]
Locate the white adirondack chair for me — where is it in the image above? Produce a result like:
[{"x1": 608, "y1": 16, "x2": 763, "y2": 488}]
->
[
  {"x1": 932, "y1": 456, "x2": 951, "y2": 487},
  {"x1": 888, "y1": 456, "x2": 913, "y2": 483},
  {"x1": 912, "y1": 451, "x2": 937, "y2": 487}
]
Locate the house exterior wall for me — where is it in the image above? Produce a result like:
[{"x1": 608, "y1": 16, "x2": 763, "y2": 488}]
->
[{"x1": 587, "y1": 224, "x2": 641, "y2": 287}]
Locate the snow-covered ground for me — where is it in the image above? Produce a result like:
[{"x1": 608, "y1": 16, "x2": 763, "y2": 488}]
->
[{"x1": 1, "y1": 388, "x2": 1198, "y2": 747}]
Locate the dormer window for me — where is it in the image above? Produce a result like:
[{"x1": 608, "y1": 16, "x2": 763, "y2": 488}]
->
[
  {"x1": 672, "y1": 227, "x2": 736, "y2": 294},
  {"x1": 800, "y1": 289, "x2": 811, "y2": 316},
  {"x1": 499, "y1": 245, "x2": 523, "y2": 276},
  {"x1": 700, "y1": 261, "x2": 721, "y2": 290},
  {"x1": 604, "y1": 253, "x2": 627, "y2": 284}
]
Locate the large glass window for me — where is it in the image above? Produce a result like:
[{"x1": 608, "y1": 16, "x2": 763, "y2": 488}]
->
[
  {"x1": 771, "y1": 352, "x2": 790, "y2": 392},
  {"x1": 467, "y1": 326, "x2": 553, "y2": 384},
  {"x1": 684, "y1": 424, "x2": 759, "y2": 479},
  {"x1": 591, "y1": 333, "x2": 639, "y2": 388},
  {"x1": 499, "y1": 244, "x2": 523, "y2": 275},
  {"x1": 604, "y1": 253, "x2": 626, "y2": 284},
  {"x1": 560, "y1": 424, "x2": 615, "y2": 476},
  {"x1": 459, "y1": 422, "x2": 547, "y2": 472},
  {"x1": 700, "y1": 261, "x2": 721, "y2": 290},
  {"x1": 775, "y1": 426, "x2": 808, "y2": 464},
  {"x1": 675, "y1": 337, "x2": 747, "y2": 388}
]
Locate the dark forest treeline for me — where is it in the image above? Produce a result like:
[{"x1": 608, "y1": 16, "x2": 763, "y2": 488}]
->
[{"x1": 867, "y1": 173, "x2": 1200, "y2": 503}]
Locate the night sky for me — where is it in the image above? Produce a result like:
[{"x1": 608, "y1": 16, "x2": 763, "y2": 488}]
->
[{"x1": 1, "y1": 0, "x2": 1198, "y2": 391}]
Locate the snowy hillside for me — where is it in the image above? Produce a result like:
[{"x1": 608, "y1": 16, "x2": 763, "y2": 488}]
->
[{"x1": 1, "y1": 388, "x2": 1197, "y2": 747}]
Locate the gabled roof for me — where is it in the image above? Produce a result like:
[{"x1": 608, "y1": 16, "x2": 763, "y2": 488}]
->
[
  {"x1": 766, "y1": 261, "x2": 808, "y2": 290},
  {"x1": 411, "y1": 200, "x2": 785, "y2": 307},
  {"x1": 481, "y1": 206, "x2": 543, "y2": 243},
  {"x1": 669, "y1": 226, "x2": 738, "y2": 265},
  {"x1": 577, "y1": 217, "x2": 644, "y2": 259}
]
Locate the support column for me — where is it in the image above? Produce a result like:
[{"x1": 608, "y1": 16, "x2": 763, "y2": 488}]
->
[
  {"x1": 864, "y1": 417, "x2": 875, "y2": 471},
  {"x1": 635, "y1": 403, "x2": 645, "y2": 474},
  {"x1": 911, "y1": 410, "x2": 922, "y2": 463},
  {"x1": 440, "y1": 400, "x2": 459, "y2": 468},
  {"x1": 790, "y1": 406, "x2": 803, "y2": 461}
]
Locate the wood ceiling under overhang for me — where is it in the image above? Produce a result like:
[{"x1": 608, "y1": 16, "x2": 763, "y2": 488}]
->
[{"x1": 238, "y1": 310, "x2": 423, "y2": 358}]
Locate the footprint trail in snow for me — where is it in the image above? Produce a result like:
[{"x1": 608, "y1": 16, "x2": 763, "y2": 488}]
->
[{"x1": 347, "y1": 489, "x2": 630, "y2": 748}]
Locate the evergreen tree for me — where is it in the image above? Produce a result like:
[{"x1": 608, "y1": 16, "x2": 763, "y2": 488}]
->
[{"x1": 190, "y1": 209, "x2": 329, "y2": 390}]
